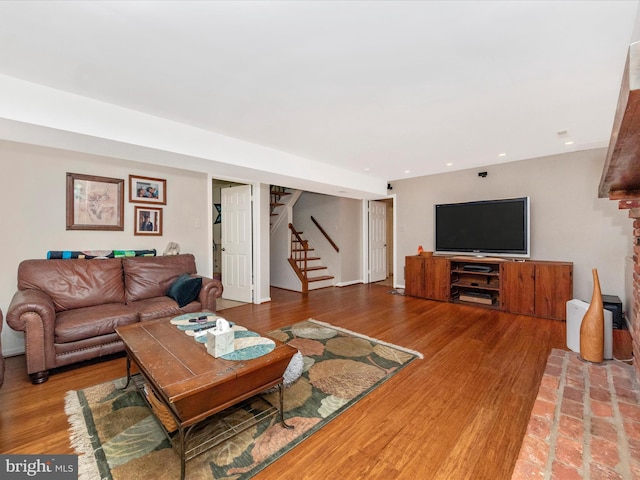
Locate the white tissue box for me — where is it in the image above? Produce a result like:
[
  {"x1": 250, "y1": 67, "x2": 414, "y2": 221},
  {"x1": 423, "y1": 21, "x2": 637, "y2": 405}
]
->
[{"x1": 206, "y1": 329, "x2": 234, "y2": 358}]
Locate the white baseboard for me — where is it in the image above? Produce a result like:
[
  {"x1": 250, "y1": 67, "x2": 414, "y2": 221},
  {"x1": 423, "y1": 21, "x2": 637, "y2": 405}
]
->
[{"x1": 335, "y1": 280, "x2": 363, "y2": 287}]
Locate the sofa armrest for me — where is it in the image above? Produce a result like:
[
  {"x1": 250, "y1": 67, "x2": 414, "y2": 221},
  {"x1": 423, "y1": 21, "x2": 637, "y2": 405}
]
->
[
  {"x1": 6, "y1": 289, "x2": 56, "y2": 332},
  {"x1": 196, "y1": 276, "x2": 224, "y2": 311},
  {"x1": 6, "y1": 289, "x2": 57, "y2": 378}
]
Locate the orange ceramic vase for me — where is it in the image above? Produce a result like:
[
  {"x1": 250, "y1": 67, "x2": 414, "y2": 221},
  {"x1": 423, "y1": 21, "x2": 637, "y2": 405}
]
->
[{"x1": 580, "y1": 268, "x2": 604, "y2": 363}]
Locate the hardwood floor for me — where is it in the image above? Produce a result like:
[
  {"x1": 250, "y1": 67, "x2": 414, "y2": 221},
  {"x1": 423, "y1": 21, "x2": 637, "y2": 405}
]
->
[{"x1": 0, "y1": 284, "x2": 568, "y2": 479}]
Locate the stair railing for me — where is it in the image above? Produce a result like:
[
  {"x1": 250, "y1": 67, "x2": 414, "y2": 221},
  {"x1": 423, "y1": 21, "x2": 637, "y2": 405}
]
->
[
  {"x1": 270, "y1": 186, "x2": 287, "y2": 216},
  {"x1": 288, "y1": 223, "x2": 309, "y2": 294},
  {"x1": 310, "y1": 216, "x2": 339, "y2": 252}
]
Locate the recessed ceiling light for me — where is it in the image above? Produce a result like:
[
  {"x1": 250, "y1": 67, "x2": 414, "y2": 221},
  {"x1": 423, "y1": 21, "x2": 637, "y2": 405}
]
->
[
  {"x1": 565, "y1": 141, "x2": 574, "y2": 145},
  {"x1": 364, "y1": 167, "x2": 370, "y2": 172},
  {"x1": 404, "y1": 170, "x2": 411, "y2": 174},
  {"x1": 498, "y1": 153, "x2": 506, "y2": 157},
  {"x1": 446, "y1": 162, "x2": 453, "y2": 166}
]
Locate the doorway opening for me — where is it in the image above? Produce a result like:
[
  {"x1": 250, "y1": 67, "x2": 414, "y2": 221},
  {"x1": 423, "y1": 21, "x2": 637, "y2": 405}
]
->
[{"x1": 212, "y1": 179, "x2": 253, "y2": 303}]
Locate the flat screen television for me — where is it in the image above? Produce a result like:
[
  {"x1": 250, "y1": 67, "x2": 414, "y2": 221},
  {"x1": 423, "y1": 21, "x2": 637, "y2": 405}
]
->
[{"x1": 434, "y1": 197, "x2": 530, "y2": 257}]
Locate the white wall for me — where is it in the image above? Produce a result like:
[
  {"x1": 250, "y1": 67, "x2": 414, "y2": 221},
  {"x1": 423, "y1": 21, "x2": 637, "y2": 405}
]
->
[
  {"x1": 270, "y1": 202, "x2": 301, "y2": 291},
  {"x1": 255, "y1": 183, "x2": 272, "y2": 303},
  {"x1": 393, "y1": 149, "x2": 632, "y2": 305},
  {"x1": 338, "y1": 197, "x2": 363, "y2": 285},
  {"x1": 0, "y1": 140, "x2": 211, "y2": 355}
]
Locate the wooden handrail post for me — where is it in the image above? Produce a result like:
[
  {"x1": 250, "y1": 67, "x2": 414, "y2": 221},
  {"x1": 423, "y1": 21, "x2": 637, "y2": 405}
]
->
[{"x1": 288, "y1": 223, "x2": 309, "y2": 294}]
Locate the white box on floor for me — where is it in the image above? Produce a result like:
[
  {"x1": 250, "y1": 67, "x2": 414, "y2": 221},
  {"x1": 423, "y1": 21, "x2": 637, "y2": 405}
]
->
[{"x1": 566, "y1": 299, "x2": 613, "y2": 360}]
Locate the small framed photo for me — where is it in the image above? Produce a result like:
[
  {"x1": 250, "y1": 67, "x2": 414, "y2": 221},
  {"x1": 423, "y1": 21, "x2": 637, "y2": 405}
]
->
[
  {"x1": 134, "y1": 206, "x2": 163, "y2": 236},
  {"x1": 66, "y1": 173, "x2": 124, "y2": 231},
  {"x1": 129, "y1": 175, "x2": 167, "y2": 205}
]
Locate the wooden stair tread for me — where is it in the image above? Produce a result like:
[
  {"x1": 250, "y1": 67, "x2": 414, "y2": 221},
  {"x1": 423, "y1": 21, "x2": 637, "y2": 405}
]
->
[
  {"x1": 270, "y1": 202, "x2": 285, "y2": 207},
  {"x1": 296, "y1": 256, "x2": 320, "y2": 261},
  {"x1": 292, "y1": 248, "x2": 314, "y2": 252},
  {"x1": 308, "y1": 275, "x2": 334, "y2": 282},
  {"x1": 302, "y1": 266, "x2": 327, "y2": 272},
  {"x1": 270, "y1": 191, "x2": 291, "y2": 197}
]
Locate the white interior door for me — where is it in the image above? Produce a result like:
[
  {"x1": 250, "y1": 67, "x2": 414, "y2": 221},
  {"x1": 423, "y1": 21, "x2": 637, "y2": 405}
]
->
[
  {"x1": 369, "y1": 200, "x2": 387, "y2": 282},
  {"x1": 221, "y1": 185, "x2": 253, "y2": 302}
]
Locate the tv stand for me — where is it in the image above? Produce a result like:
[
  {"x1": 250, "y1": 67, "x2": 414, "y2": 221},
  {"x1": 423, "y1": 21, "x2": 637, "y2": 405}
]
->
[{"x1": 405, "y1": 255, "x2": 573, "y2": 320}]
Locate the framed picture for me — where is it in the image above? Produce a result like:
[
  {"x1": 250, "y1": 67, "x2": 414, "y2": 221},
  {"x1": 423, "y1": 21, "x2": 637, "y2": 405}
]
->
[
  {"x1": 66, "y1": 173, "x2": 124, "y2": 231},
  {"x1": 129, "y1": 175, "x2": 167, "y2": 205},
  {"x1": 134, "y1": 206, "x2": 163, "y2": 236},
  {"x1": 214, "y1": 203, "x2": 221, "y2": 224}
]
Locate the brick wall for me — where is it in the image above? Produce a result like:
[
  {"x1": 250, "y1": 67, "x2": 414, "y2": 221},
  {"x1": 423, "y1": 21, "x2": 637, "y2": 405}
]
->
[{"x1": 619, "y1": 200, "x2": 640, "y2": 378}]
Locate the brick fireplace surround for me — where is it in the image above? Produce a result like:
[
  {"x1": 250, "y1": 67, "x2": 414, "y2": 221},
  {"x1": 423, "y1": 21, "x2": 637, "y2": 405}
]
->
[
  {"x1": 510, "y1": 201, "x2": 640, "y2": 479},
  {"x1": 619, "y1": 201, "x2": 640, "y2": 380},
  {"x1": 512, "y1": 349, "x2": 640, "y2": 479}
]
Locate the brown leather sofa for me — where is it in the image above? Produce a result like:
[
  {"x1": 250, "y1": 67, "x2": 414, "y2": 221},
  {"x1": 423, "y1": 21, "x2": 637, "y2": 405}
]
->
[
  {"x1": 0, "y1": 309, "x2": 4, "y2": 388},
  {"x1": 6, "y1": 254, "x2": 223, "y2": 384}
]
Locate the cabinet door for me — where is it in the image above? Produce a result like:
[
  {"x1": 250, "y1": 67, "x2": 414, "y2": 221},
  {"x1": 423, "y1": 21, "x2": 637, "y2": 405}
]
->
[
  {"x1": 425, "y1": 256, "x2": 450, "y2": 301},
  {"x1": 535, "y1": 263, "x2": 573, "y2": 320},
  {"x1": 502, "y1": 262, "x2": 535, "y2": 315},
  {"x1": 405, "y1": 256, "x2": 426, "y2": 298}
]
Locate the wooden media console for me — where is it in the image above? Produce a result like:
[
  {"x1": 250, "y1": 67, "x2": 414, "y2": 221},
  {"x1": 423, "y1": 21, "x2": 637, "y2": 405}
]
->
[{"x1": 405, "y1": 255, "x2": 573, "y2": 320}]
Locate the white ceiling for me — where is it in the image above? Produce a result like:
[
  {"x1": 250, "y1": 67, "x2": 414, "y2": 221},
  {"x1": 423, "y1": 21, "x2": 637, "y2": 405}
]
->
[{"x1": 0, "y1": 0, "x2": 638, "y2": 187}]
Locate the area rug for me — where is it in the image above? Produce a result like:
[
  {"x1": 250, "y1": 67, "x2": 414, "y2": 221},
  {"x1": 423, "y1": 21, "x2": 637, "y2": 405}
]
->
[{"x1": 65, "y1": 319, "x2": 422, "y2": 480}]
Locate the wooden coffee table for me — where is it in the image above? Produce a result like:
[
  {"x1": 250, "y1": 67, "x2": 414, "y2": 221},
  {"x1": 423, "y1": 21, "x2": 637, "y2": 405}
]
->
[{"x1": 115, "y1": 316, "x2": 296, "y2": 479}]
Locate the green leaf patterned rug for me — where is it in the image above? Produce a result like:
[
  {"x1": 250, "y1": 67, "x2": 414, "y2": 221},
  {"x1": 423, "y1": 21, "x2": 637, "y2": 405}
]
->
[{"x1": 65, "y1": 319, "x2": 422, "y2": 480}]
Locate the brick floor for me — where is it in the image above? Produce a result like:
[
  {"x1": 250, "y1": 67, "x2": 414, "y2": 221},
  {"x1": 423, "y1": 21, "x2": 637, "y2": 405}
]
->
[{"x1": 512, "y1": 349, "x2": 640, "y2": 480}]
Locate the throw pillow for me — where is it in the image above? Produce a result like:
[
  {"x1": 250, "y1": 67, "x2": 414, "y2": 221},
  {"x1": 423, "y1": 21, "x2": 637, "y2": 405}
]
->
[{"x1": 167, "y1": 274, "x2": 202, "y2": 308}]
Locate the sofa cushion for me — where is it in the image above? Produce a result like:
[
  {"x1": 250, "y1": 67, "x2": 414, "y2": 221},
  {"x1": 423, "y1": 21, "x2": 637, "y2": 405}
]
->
[
  {"x1": 123, "y1": 254, "x2": 198, "y2": 302},
  {"x1": 55, "y1": 303, "x2": 138, "y2": 343},
  {"x1": 167, "y1": 274, "x2": 202, "y2": 307},
  {"x1": 129, "y1": 296, "x2": 202, "y2": 322},
  {"x1": 18, "y1": 258, "x2": 125, "y2": 312}
]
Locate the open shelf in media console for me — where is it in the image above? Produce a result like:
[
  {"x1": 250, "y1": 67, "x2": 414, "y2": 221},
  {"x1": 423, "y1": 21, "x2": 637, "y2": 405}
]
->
[
  {"x1": 451, "y1": 281, "x2": 500, "y2": 291},
  {"x1": 451, "y1": 291, "x2": 500, "y2": 309},
  {"x1": 449, "y1": 257, "x2": 503, "y2": 309},
  {"x1": 450, "y1": 271, "x2": 500, "y2": 291},
  {"x1": 451, "y1": 267, "x2": 500, "y2": 275}
]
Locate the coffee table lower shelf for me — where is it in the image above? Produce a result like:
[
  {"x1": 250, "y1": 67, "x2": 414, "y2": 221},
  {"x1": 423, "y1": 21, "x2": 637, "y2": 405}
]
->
[{"x1": 131, "y1": 374, "x2": 286, "y2": 473}]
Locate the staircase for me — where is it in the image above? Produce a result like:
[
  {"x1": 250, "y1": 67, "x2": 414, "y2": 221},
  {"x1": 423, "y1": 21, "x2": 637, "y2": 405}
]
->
[
  {"x1": 270, "y1": 185, "x2": 335, "y2": 294},
  {"x1": 270, "y1": 186, "x2": 290, "y2": 224},
  {"x1": 287, "y1": 223, "x2": 334, "y2": 294}
]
